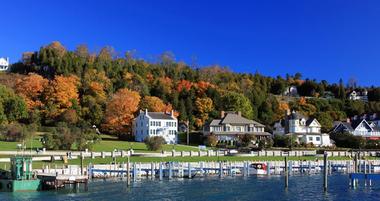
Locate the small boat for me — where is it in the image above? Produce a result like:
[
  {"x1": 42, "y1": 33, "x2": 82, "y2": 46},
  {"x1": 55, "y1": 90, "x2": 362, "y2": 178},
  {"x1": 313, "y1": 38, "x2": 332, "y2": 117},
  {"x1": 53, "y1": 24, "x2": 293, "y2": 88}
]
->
[{"x1": 249, "y1": 163, "x2": 267, "y2": 175}]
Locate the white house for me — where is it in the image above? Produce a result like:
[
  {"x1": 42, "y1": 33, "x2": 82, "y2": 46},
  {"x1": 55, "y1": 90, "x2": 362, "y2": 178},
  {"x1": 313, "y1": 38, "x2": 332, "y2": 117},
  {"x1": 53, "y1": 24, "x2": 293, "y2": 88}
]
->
[
  {"x1": 283, "y1": 86, "x2": 298, "y2": 96},
  {"x1": 349, "y1": 90, "x2": 368, "y2": 102},
  {"x1": 273, "y1": 111, "x2": 332, "y2": 147},
  {"x1": 0, "y1": 57, "x2": 9, "y2": 71},
  {"x1": 333, "y1": 119, "x2": 380, "y2": 139},
  {"x1": 133, "y1": 109, "x2": 178, "y2": 144},
  {"x1": 204, "y1": 111, "x2": 271, "y2": 143}
]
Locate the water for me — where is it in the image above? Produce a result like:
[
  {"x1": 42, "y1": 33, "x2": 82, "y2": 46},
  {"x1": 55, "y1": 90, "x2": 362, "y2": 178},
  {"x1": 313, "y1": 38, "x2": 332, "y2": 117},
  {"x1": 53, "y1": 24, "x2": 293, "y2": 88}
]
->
[{"x1": 1, "y1": 174, "x2": 380, "y2": 201}]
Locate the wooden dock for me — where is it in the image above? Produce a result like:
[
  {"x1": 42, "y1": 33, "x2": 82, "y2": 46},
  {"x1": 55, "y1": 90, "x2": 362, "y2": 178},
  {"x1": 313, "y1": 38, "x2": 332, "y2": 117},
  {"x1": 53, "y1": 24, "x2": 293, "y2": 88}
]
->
[{"x1": 37, "y1": 173, "x2": 88, "y2": 190}]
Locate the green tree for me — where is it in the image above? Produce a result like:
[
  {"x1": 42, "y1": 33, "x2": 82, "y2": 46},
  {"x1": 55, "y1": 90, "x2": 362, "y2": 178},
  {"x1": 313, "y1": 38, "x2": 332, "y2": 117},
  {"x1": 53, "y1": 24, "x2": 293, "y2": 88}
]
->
[{"x1": 221, "y1": 91, "x2": 254, "y2": 119}]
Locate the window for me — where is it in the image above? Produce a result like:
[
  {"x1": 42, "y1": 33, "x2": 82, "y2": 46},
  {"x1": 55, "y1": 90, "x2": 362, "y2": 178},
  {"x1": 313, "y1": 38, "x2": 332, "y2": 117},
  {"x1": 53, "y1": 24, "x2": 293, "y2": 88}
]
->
[
  {"x1": 316, "y1": 137, "x2": 320, "y2": 141},
  {"x1": 309, "y1": 137, "x2": 313, "y2": 141}
]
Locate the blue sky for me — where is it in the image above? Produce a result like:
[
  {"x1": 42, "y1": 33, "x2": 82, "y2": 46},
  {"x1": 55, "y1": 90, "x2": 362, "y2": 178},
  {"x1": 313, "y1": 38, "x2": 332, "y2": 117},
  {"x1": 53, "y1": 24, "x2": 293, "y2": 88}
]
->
[{"x1": 1, "y1": 0, "x2": 380, "y2": 86}]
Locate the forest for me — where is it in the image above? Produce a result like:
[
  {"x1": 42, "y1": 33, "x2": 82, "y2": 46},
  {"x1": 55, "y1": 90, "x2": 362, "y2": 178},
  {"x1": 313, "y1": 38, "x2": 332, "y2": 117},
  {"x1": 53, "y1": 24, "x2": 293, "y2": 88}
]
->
[{"x1": 1, "y1": 41, "x2": 380, "y2": 150}]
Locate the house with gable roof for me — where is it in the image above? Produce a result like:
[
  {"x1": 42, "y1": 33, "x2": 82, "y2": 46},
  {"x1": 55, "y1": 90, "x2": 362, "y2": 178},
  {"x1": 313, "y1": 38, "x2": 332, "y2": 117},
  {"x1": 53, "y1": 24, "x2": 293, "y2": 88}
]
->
[
  {"x1": 203, "y1": 111, "x2": 271, "y2": 143},
  {"x1": 333, "y1": 118, "x2": 380, "y2": 139},
  {"x1": 273, "y1": 110, "x2": 332, "y2": 147}
]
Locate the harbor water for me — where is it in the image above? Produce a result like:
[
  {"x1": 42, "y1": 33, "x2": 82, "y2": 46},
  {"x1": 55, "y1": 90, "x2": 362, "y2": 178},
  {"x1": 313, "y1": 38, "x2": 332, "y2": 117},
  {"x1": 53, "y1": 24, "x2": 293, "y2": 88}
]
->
[{"x1": 1, "y1": 174, "x2": 380, "y2": 201}]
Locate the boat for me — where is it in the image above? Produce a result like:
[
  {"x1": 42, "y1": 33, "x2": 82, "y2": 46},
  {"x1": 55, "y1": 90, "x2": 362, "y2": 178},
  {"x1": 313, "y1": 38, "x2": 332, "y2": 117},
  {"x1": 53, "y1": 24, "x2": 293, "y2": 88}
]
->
[
  {"x1": 249, "y1": 163, "x2": 267, "y2": 175},
  {"x1": 0, "y1": 156, "x2": 41, "y2": 192}
]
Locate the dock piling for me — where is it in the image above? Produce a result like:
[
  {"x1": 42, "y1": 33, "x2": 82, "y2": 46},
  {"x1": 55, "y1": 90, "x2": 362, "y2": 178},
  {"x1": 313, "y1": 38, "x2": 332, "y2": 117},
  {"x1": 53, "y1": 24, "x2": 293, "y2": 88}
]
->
[
  {"x1": 159, "y1": 162, "x2": 163, "y2": 181},
  {"x1": 323, "y1": 152, "x2": 328, "y2": 192},
  {"x1": 284, "y1": 157, "x2": 288, "y2": 188}
]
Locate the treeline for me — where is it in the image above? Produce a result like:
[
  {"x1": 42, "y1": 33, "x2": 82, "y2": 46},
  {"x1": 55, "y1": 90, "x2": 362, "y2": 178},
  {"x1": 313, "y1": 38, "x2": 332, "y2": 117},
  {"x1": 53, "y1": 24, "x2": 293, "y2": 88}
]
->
[{"x1": 0, "y1": 41, "x2": 379, "y2": 147}]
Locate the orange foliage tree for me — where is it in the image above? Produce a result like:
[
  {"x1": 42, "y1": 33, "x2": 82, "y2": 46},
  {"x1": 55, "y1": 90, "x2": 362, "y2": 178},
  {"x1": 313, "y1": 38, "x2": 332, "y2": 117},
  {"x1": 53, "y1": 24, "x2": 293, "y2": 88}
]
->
[
  {"x1": 15, "y1": 73, "x2": 48, "y2": 109},
  {"x1": 44, "y1": 75, "x2": 80, "y2": 117},
  {"x1": 176, "y1": 80, "x2": 193, "y2": 92},
  {"x1": 102, "y1": 89, "x2": 141, "y2": 135}
]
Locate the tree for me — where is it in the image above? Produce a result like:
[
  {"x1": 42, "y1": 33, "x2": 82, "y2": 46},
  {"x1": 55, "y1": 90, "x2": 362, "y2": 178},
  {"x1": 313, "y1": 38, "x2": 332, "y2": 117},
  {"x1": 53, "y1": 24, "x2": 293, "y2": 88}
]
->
[
  {"x1": 195, "y1": 97, "x2": 213, "y2": 127},
  {"x1": 15, "y1": 73, "x2": 48, "y2": 109},
  {"x1": 314, "y1": 112, "x2": 334, "y2": 133},
  {"x1": 102, "y1": 88, "x2": 141, "y2": 135},
  {"x1": 338, "y1": 78, "x2": 346, "y2": 100},
  {"x1": 44, "y1": 75, "x2": 80, "y2": 117},
  {"x1": 144, "y1": 136, "x2": 166, "y2": 151},
  {"x1": 221, "y1": 91, "x2": 254, "y2": 119},
  {"x1": 140, "y1": 96, "x2": 169, "y2": 112},
  {"x1": 4, "y1": 96, "x2": 28, "y2": 122}
]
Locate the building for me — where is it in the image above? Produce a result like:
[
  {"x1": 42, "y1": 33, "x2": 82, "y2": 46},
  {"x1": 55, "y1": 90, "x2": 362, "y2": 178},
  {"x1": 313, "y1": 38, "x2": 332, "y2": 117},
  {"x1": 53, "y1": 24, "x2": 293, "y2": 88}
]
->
[
  {"x1": 273, "y1": 111, "x2": 332, "y2": 147},
  {"x1": 333, "y1": 119, "x2": 380, "y2": 139},
  {"x1": 348, "y1": 90, "x2": 368, "y2": 102},
  {"x1": 283, "y1": 86, "x2": 298, "y2": 96},
  {"x1": 203, "y1": 111, "x2": 271, "y2": 143},
  {"x1": 133, "y1": 109, "x2": 178, "y2": 144},
  {"x1": 0, "y1": 57, "x2": 9, "y2": 71}
]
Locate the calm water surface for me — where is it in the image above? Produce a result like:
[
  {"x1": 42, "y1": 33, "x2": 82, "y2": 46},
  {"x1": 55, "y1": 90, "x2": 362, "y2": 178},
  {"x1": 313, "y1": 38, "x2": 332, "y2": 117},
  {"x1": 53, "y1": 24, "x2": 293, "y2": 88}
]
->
[{"x1": 1, "y1": 174, "x2": 379, "y2": 201}]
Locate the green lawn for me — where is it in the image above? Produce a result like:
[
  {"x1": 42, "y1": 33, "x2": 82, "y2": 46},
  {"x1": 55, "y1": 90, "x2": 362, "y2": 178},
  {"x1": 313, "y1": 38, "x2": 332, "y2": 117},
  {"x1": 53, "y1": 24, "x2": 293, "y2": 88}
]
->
[
  {"x1": 0, "y1": 134, "x2": 199, "y2": 153},
  {"x1": 92, "y1": 135, "x2": 200, "y2": 152},
  {"x1": 0, "y1": 138, "x2": 43, "y2": 151}
]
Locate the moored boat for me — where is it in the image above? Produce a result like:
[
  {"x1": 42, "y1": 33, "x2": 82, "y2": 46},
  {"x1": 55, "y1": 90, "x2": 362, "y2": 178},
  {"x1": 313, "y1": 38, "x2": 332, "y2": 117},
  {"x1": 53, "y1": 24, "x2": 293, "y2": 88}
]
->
[{"x1": 249, "y1": 163, "x2": 267, "y2": 175}]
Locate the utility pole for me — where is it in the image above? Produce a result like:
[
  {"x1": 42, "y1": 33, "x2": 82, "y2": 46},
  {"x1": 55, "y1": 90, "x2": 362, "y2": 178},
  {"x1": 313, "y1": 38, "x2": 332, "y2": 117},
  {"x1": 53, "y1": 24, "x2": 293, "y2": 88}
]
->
[{"x1": 186, "y1": 120, "x2": 190, "y2": 145}]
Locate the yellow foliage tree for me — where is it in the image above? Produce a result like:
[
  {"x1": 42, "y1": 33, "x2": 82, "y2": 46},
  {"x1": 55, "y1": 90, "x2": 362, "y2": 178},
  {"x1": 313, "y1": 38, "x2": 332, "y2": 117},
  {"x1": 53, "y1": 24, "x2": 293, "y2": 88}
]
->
[
  {"x1": 140, "y1": 96, "x2": 167, "y2": 112},
  {"x1": 195, "y1": 97, "x2": 213, "y2": 127}
]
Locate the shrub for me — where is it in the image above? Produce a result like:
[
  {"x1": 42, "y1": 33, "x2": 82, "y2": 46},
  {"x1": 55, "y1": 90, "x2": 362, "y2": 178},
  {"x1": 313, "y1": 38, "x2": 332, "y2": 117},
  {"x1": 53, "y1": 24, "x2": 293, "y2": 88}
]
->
[
  {"x1": 0, "y1": 123, "x2": 33, "y2": 142},
  {"x1": 205, "y1": 134, "x2": 218, "y2": 147},
  {"x1": 144, "y1": 136, "x2": 166, "y2": 151}
]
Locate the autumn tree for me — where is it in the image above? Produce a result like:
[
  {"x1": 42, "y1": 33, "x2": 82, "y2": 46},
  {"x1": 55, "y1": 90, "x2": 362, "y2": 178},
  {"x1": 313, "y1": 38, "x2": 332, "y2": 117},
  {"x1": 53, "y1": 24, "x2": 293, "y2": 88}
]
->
[
  {"x1": 43, "y1": 75, "x2": 80, "y2": 118},
  {"x1": 15, "y1": 73, "x2": 48, "y2": 109},
  {"x1": 102, "y1": 88, "x2": 141, "y2": 136},
  {"x1": 140, "y1": 96, "x2": 168, "y2": 112},
  {"x1": 195, "y1": 97, "x2": 213, "y2": 127}
]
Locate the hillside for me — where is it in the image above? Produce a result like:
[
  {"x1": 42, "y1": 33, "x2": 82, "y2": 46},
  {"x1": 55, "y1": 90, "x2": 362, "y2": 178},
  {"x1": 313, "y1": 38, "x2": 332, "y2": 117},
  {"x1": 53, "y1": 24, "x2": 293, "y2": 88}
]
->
[{"x1": 0, "y1": 41, "x2": 379, "y2": 149}]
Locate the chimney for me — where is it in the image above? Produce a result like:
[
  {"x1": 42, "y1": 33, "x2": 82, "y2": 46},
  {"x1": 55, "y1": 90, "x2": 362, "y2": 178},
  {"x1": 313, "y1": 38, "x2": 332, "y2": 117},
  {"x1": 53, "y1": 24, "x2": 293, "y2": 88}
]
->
[
  {"x1": 237, "y1": 111, "x2": 242, "y2": 116},
  {"x1": 171, "y1": 110, "x2": 174, "y2": 117},
  {"x1": 346, "y1": 118, "x2": 350, "y2": 123},
  {"x1": 221, "y1": 111, "x2": 225, "y2": 118},
  {"x1": 145, "y1": 109, "x2": 148, "y2": 115}
]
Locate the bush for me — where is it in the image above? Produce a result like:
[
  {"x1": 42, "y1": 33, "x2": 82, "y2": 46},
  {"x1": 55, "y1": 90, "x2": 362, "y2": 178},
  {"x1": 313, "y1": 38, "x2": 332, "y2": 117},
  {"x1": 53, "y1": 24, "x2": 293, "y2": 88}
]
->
[
  {"x1": 42, "y1": 123, "x2": 100, "y2": 150},
  {"x1": 330, "y1": 131, "x2": 366, "y2": 149},
  {"x1": 0, "y1": 123, "x2": 33, "y2": 142},
  {"x1": 144, "y1": 136, "x2": 166, "y2": 151},
  {"x1": 238, "y1": 134, "x2": 256, "y2": 147},
  {"x1": 205, "y1": 134, "x2": 218, "y2": 147}
]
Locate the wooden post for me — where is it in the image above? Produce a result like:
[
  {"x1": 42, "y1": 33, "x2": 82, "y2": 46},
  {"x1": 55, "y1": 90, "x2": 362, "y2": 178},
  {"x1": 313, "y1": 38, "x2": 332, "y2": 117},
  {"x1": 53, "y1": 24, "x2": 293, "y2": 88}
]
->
[
  {"x1": 159, "y1": 162, "x2": 163, "y2": 181},
  {"x1": 151, "y1": 162, "x2": 154, "y2": 179},
  {"x1": 188, "y1": 162, "x2": 192, "y2": 179},
  {"x1": 186, "y1": 120, "x2": 190, "y2": 145},
  {"x1": 127, "y1": 156, "x2": 130, "y2": 186},
  {"x1": 169, "y1": 162, "x2": 173, "y2": 179},
  {"x1": 323, "y1": 152, "x2": 328, "y2": 192},
  {"x1": 219, "y1": 161, "x2": 223, "y2": 178},
  {"x1": 285, "y1": 157, "x2": 288, "y2": 188},
  {"x1": 133, "y1": 162, "x2": 137, "y2": 182},
  {"x1": 80, "y1": 154, "x2": 84, "y2": 176}
]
